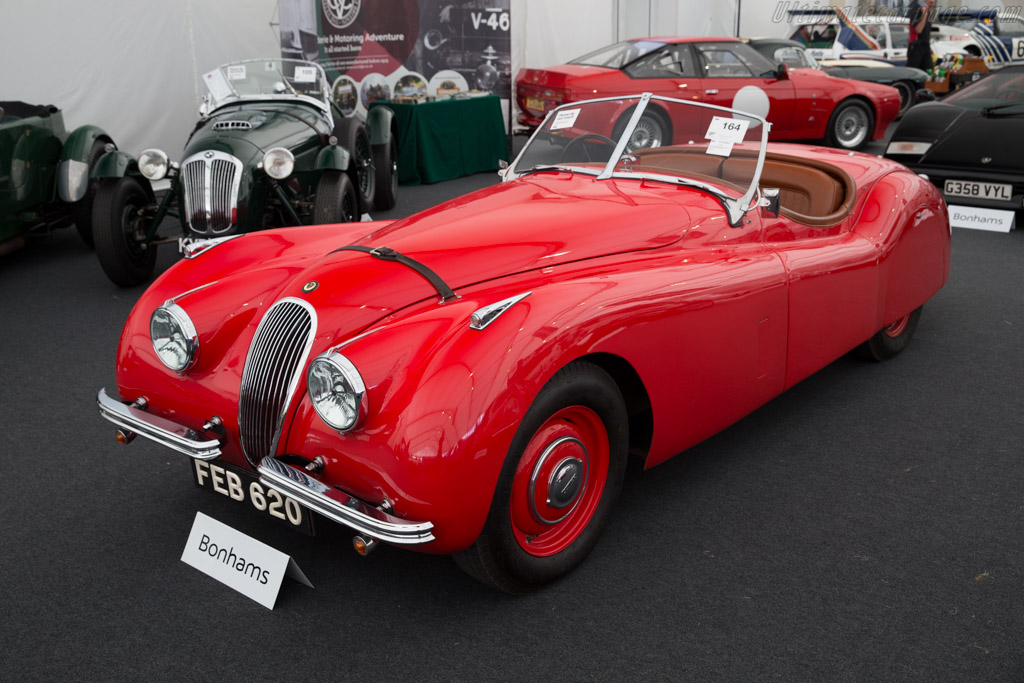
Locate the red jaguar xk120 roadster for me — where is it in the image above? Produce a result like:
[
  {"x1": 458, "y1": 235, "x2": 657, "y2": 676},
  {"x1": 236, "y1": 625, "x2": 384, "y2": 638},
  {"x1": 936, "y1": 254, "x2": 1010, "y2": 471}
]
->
[{"x1": 99, "y1": 94, "x2": 949, "y2": 593}]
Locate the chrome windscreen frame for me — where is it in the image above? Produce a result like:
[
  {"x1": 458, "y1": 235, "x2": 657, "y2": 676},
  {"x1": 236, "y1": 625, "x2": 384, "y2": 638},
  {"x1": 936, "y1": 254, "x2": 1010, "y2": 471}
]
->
[{"x1": 507, "y1": 92, "x2": 772, "y2": 226}]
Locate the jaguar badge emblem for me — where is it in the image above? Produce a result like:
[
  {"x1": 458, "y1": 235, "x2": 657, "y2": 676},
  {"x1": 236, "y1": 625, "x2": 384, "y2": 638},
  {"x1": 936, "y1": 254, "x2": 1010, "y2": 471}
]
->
[{"x1": 302, "y1": 281, "x2": 319, "y2": 293}]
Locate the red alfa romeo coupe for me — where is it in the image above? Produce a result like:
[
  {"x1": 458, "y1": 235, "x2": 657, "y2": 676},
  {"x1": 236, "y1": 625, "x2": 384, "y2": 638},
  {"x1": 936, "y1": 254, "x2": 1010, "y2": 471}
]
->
[
  {"x1": 516, "y1": 37, "x2": 901, "y2": 150},
  {"x1": 98, "y1": 94, "x2": 949, "y2": 593}
]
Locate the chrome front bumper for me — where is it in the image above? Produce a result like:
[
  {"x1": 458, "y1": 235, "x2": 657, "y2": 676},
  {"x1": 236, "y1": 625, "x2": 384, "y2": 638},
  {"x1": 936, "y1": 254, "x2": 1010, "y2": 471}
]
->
[
  {"x1": 97, "y1": 388, "x2": 222, "y2": 460},
  {"x1": 258, "y1": 457, "x2": 435, "y2": 545},
  {"x1": 97, "y1": 388, "x2": 435, "y2": 545}
]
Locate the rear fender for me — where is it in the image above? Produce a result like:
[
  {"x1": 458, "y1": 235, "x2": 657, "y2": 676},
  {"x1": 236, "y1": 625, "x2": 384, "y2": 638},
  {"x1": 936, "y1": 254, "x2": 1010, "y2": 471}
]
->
[
  {"x1": 58, "y1": 124, "x2": 112, "y2": 201},
  {"x1": 853, "y1": 170, "x2": 950, "y2": 327},
  {"x1": 366, "y1": 106, "x2": 395, "y2": 145}
]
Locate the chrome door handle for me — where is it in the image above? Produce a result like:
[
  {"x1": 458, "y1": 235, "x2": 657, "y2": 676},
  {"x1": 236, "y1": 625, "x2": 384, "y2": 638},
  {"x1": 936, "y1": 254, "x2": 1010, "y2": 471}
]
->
[{"x1": 706, "y1": 89, "x2": 719, "y2": 94}]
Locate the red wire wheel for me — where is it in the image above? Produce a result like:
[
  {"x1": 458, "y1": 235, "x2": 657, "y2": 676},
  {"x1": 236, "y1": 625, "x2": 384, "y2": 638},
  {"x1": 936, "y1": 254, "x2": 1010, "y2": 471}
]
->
[
  {"x1": 883, "y1": 312, "x2": 911, "y2": 338},
  {"x1": 454, "y1": 361, "x2": 628, "y2": 593},
  {"x1": 508, "y1": 406, "x2": 610, "y2": 557},
  {"x1": 858, "y1": 306, "x2": 924, "y2": 361}
]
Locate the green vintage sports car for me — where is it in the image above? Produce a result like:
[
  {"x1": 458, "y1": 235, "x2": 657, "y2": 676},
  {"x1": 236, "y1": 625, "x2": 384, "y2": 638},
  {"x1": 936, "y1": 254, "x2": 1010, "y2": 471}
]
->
[
  {"x1": 0, "y1": 101, "x2": 115, "y2": 255},
  {"x1": 91, "y1": 59, "x2": 399, "y2": 287}
]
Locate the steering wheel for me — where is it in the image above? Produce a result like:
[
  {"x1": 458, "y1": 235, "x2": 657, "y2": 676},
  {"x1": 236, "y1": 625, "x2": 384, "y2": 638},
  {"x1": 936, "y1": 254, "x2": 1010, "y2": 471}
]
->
[{"x1": 559, "y1": 134, "x2": 615, "y2": 163}]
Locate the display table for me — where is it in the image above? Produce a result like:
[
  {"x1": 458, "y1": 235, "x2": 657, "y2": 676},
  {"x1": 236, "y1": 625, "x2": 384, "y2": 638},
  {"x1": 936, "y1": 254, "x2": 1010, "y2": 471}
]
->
[{"x1": 371, "y1": 96, "x2": 508, "y2": 185}]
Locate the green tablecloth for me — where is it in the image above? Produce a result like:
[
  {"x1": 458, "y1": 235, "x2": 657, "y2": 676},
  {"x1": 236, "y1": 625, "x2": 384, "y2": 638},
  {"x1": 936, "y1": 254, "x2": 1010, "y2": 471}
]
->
[{"x1": 372, "y1": 96, "x2": 509, "y2": 185}]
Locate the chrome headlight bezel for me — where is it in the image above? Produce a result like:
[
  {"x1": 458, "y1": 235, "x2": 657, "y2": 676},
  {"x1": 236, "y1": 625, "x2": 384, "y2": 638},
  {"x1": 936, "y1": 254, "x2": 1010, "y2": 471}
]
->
[
  {"x1": 263, "y1": 147, "x2": 295, "y2": 179},
  {"x1": 307, "y1": 352, "x2": 367, "y2": 433},
  {"x1": 150, "y1": 303, "x2": 199, "y2": 372},
  {"x1": 138, "y1": 148, "x2": 170, "y2": 180}
]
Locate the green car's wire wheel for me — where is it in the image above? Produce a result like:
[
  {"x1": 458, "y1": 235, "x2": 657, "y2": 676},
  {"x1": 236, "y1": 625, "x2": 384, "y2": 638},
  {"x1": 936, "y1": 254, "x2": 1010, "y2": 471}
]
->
[
  {"x1": 336, "y1": 117, "x2": 375, "y2": 212},
  {"x1": 313, "y1": 170, "x2": 359, "y2": 224},
  {"x1": 93, "y1": 177, "x2": 157, "y2": 287},
  {"x1": 371, "y1": 138, "x2": 398, "y2": 211}
]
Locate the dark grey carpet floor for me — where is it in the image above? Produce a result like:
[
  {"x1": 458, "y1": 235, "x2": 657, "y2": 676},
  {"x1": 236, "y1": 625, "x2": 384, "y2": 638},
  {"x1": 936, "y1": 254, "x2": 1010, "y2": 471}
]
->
[{"x1": 2, "y1": 137, "x2": 1022, "y2": 680}]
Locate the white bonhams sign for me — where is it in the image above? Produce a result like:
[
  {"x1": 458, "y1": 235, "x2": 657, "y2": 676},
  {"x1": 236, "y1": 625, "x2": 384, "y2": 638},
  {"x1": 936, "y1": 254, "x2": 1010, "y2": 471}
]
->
[{"x1": 181, "y1": 512, "x2": 312, "y2": 609}]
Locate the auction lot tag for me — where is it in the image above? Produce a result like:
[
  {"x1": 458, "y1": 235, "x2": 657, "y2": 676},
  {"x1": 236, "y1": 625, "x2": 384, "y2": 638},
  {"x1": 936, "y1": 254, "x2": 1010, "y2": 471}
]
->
[
  {"x1": 181, "y1": 512, "x2": 312, "y2": 610},
  {"x1": 948, "y1": 205, "x2": 1015, "y2": 233},
  {"x1": 293, "y1": 66, "x2": 317, "y2": 83},
  {"x1": 226, "y1": 64, "x2": 247, "y2": 81},
  {"x1": 550, "y1": 108, "x2": 581, "y2": 130},
  {"x1": 202, "y1": 69, "x2": 233, "y2": 100},
  {"x1": 705, "y1": 116, "x2": 748, "y2": 143}
]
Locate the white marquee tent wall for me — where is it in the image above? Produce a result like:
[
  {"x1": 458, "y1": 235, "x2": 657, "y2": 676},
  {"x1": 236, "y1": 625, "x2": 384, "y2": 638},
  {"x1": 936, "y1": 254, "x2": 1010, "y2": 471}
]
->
[{"x1": 1, "y1": 0, "x2": 740, "y2": 156}]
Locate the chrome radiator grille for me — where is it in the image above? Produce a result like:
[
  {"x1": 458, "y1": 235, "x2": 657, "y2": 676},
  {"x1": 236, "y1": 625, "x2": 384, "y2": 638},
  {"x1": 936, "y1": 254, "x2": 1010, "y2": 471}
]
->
[
  {"x1": 239, "y1": 298, "x2": 317, "y2": 468},
  {"x1": 180, "y1": 150, "x2": 243, "y2": 235}
]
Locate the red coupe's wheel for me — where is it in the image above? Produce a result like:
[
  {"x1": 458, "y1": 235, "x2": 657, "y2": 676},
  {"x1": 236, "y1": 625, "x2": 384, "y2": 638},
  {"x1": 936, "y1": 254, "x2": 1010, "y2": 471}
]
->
[
  {"x1": 454, "y1": 361, "x2": 628, "y2": 593},
  {"x1": 508, "y1": 405, "x2": 610, "y2": 557}
]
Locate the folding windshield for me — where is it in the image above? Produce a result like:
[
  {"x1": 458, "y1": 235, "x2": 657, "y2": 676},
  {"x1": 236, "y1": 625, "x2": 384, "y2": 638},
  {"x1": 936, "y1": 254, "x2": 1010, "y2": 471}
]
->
[
  {"x1": 569, "y1": 40, "x2": 668, "y2": 68},
  {"x1": 202, "y1": 59, "x2": 330, "y2": 115},
  {"x1": 509, "y1": 94, "x2": 771, "y2": 225}
]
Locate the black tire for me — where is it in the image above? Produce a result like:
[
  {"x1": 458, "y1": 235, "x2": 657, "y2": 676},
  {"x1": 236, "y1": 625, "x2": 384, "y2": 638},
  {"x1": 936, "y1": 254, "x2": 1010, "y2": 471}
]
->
[
  {"x1": 454, "y1": 361, "x2": 629, "y2": 593},
  {"x1": 893, "y1": 81, "x2": 915, "y2": 116},
  {"x1": 336, "y1": 117, "x2": 375, "y2": 211},
  {"x1": 371, "y1": 138, "x2": 398, "y2": 211},
  {"x1": 826, "y1": 99, "x2": 874, "y2": 150},
  {"x1": 71, "y1": 139, "x2": 110, "y2": 247},
  {"x1": 93, "y1": 176, "x2": 157, "y2": 287},
  {"x1": 857, "y1": 306, "x2": 923, "y2": 361},
  {"x1": 312, "y1": 170, "x2": 359, "y2": 224}
]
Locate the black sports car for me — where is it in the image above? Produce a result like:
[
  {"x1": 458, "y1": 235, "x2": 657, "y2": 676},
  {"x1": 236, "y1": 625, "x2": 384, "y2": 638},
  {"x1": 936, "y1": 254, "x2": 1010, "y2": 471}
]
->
[
  {"x1": 885, "y1": 65, "x2": 1024, "y2": 216},
  {"x1": 747, "y1": 38, "x2": 929, "y2": 114}
]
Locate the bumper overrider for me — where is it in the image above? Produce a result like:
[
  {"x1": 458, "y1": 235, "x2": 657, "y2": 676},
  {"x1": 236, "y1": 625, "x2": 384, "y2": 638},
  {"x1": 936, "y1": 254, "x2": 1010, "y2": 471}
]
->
[{"x1": 97, "y1": 388, "x2": 435, "y2": 545}]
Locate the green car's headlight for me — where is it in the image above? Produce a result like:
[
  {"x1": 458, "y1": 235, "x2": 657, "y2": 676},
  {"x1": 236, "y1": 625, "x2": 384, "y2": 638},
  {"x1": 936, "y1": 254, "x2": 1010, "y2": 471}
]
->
[
  {"x1": 263, "y1": 147, "x2": 295, "y2": 180},
  {"x1": 150, "y1": 303, "x2": 199, "y2": 372},
  {"x1": 138, "y1": 148, "x2": 170, "y2": 180},
  {"x1": 307, "y1": 352, "x2": 366, "y2": 432}
]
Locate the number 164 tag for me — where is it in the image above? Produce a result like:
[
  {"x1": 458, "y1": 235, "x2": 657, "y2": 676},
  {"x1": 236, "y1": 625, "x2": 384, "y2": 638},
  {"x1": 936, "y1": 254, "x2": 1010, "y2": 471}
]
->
[{"x1": 705, "y1": 116, "x2": 749, "y2": 143}]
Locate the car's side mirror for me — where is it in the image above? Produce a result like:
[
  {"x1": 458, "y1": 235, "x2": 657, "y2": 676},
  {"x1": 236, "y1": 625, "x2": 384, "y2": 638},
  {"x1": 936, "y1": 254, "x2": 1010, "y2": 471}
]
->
[
  {"x1": 497, "y1": 159, "x2": 510, "y2": 179},
  {"x1": 198, "y1": 95, "x2": 211, "y2": 117},
  {"x1": 775, "y1": 63, "x2": 789, "y2": 80},
  {"x1": 915, "y1": 88, "x2": 936, "y2": 103}
]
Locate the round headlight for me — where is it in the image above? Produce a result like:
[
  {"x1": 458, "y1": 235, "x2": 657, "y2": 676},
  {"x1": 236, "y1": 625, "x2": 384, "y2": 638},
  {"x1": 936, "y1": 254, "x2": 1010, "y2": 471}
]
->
[
  {"x1": 307, "y1": 353, "x2": 366, "y2": 432},
  {"x1": 138, "y1": 148, "x2": 170, "y2": 180},
  {"x1": 150, "y1": 303, "x2": 199, "y2": 372},
  {"x1": 263, "y1": 147, "x2": 295, "y2": 179}
]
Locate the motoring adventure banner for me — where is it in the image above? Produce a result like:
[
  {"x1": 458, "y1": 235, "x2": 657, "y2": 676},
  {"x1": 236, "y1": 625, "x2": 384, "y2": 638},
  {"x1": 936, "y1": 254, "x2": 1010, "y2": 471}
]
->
[{"x1": 278, "y1": 0, "x2": 511, "y2": 118}]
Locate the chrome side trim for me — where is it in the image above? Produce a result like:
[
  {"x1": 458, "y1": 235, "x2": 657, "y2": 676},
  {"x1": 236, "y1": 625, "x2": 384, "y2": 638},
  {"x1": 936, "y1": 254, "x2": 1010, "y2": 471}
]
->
[
  {"x1": 97, "y1": 388, "x2": 221, "y2": 460},
  {"x1": 470, "y1": 292, "x2": 531, "y2": 330},
  {"x1": 258, "y1": 457, "x2": 435, "y2": 545}
]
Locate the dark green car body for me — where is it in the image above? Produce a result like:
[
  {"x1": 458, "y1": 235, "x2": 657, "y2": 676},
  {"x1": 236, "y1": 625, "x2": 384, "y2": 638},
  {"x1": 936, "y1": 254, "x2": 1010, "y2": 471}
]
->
[
  {"x1": 0, "y1": 101, "x2": 114, "y2": 253},
  {"x1": 90, "y1": 59, "x2": 398, "y2": 287}
]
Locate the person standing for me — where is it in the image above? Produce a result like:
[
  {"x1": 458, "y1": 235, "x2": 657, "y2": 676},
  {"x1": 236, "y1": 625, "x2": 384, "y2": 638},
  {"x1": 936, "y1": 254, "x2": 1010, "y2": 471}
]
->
[{"x1": 907, "y1": 0, "x2": 936, "y2": 70}]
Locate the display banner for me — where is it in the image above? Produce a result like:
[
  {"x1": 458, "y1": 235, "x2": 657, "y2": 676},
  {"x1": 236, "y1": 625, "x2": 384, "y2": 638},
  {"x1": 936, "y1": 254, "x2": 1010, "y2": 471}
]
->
[
  {"x1": 181, "y1": 511, "x2": 313, "y2": 609},
  {"x1": 279, "y1": 0, "x2": 511, "y2": 122}
]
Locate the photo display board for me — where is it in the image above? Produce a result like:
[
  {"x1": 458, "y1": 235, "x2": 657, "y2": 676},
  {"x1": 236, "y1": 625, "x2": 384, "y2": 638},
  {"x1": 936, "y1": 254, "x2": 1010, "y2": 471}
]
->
[{"x1": 279, "y1": 0, "x2": 511, "y2": 119}]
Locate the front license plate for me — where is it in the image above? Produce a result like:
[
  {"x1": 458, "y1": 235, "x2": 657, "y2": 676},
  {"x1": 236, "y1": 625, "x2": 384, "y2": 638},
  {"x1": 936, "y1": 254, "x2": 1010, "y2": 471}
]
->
[
  {"x1": 526, "y1": 96, "x2": 545, "y2": 112},
  {"x1": 944, "y1": 179, "x2": 1013, "y2": 202},
  {"x1": 191, "y1": 459, "x2": 314, "y2": 536}
]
